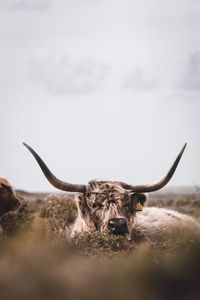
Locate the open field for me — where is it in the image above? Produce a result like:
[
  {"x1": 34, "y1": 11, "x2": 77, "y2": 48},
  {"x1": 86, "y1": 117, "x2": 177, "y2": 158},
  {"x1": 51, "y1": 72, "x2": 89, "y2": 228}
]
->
[{"x1": 1, "y1": 190, "x2": 200, "y2": 300}]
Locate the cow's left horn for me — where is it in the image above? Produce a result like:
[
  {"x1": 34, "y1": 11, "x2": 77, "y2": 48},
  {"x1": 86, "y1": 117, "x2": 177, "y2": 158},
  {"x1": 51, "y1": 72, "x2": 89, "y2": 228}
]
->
[
  {"x1": 119, "y1": 143, "x2": 187, "y2": 193},
  {"x1": 23, "y1": 143, "x2": 86, "y2": 193}
]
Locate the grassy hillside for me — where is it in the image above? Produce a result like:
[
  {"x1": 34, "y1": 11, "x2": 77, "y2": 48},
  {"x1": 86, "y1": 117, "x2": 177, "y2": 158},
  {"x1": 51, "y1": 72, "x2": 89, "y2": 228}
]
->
[{"x1": 0, "y1": 191, "x2": 200, "y2": 300}]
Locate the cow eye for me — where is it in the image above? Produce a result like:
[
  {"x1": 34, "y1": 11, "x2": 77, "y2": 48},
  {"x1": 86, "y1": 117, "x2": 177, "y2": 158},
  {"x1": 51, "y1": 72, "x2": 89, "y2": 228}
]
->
[
  {"x1": 123, "y1": 203, "x2": 130, "y2": 211},
  {"x1": 92, "y1": 202, "x2": 103, "y2": 209}
]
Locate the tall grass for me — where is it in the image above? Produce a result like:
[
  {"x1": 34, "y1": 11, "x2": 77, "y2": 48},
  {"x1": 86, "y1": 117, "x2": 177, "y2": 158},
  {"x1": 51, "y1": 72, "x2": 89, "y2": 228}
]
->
[{"x1": 0, "y1": 192, "x2": 200, "y2": 300}]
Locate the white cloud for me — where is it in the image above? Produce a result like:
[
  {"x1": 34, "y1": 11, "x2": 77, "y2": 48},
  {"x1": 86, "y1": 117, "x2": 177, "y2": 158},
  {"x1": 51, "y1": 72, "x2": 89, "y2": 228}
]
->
[
  {"x1": 180, "y1": 51, "x2": 200, "y2": 90},
  {"x1": 0, "y1": 0, "x2": 52, "y2": 11},
  {"x1": 29, "y1": 53, "x2": 110, "y2": 95},
  {"x1": 122, "y1": 68, "x2": 159, "y2": 92}
]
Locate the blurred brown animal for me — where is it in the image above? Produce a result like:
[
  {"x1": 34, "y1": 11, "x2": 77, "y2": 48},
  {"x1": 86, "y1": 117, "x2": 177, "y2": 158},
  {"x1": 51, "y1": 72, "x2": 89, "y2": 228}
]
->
[{"x1": 0, "y1": 176, "x2": 20, "y2": 218}]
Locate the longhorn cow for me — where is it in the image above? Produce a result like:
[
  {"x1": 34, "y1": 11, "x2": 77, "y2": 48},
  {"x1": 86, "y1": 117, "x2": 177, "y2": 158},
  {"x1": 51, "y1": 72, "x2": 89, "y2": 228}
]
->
[{"x1": 23, "y1": 143, "x2": 200, "y2": 241}]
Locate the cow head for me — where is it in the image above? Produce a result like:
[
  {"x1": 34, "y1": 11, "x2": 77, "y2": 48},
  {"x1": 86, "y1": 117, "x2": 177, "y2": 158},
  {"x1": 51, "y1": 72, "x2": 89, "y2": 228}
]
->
[
  {"x1": 0, "y1": 177, "x2": 20, "y2": 218},
  {"x1": 23, "y1": 142, "x2": 186, "y2": 235},
  {"x1": 75, "y1": 180, "x2": 147, "y2": 234}
]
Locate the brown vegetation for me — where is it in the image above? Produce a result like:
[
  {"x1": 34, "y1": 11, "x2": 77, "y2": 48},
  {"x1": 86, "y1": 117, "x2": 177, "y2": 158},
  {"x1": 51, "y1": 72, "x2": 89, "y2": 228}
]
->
[{"x1": 1, "y1": 191, "x2": 200, "y2": 300}]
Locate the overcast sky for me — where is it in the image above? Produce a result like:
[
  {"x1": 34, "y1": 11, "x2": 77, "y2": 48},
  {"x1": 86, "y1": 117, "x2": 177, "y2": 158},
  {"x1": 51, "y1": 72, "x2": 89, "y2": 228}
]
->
[{"x1": 0, "y1": 0, "x2": 200, "y2": 191}]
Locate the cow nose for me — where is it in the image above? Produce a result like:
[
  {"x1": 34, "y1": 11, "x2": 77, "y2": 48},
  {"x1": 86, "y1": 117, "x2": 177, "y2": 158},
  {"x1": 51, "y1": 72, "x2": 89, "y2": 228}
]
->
[{"x1": 107, "y1": 218, "x2": 129, "y2": 235}]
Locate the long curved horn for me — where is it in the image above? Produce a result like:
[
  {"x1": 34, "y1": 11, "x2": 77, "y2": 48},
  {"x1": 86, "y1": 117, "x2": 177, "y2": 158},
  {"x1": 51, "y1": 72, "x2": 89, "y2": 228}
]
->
[
  {"x1": 119, "y1": 143, "x2": 187, "y2": 193},
  {"x1": 23, "y1": 143, "x2": 86, "y2": 193}
]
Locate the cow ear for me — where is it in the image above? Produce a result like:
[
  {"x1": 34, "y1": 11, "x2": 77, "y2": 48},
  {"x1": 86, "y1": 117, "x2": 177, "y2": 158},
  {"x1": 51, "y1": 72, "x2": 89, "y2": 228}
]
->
[
  {"x1": 76, "y1": 194, "x2": 89, "y2": 215},
  {"x1": 131, "y1": 193, "x2": 147, "y2": 211}
]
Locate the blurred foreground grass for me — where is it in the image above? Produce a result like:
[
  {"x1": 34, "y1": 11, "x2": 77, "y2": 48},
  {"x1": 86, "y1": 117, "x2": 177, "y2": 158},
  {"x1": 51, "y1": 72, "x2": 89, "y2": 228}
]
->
[{"x1": 0, "y1": 192, "x2": 200, "y2": 300}]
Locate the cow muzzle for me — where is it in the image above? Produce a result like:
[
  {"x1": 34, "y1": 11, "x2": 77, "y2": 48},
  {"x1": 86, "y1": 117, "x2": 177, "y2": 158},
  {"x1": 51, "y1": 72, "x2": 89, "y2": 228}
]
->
[{"x1": 107, "y1": 217, "x2": 129, "y2": 235}]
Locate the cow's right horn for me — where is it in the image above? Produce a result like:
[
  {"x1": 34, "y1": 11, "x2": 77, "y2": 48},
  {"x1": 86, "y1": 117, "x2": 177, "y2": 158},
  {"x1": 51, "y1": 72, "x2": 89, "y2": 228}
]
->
[{"x1": 23, "y1": 143, "x2": 86, "y2": 193}]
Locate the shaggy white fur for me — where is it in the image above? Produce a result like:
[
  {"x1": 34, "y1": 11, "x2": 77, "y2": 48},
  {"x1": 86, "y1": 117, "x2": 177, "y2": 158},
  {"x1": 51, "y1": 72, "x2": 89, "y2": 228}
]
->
[{"x1": 135, "y1": 207, "x2": 200, "y2": 241}]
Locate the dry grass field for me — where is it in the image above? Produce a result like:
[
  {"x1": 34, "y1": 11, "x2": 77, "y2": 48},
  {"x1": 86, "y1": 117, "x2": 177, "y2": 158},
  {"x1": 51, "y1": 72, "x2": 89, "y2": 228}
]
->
[{"x1": 1, "y1": 190, "x2": 200, "y2": 300}]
